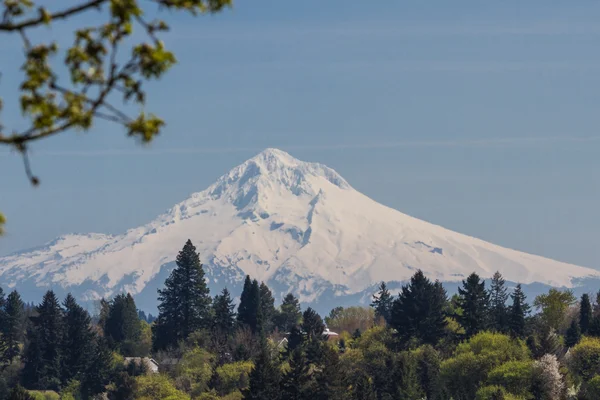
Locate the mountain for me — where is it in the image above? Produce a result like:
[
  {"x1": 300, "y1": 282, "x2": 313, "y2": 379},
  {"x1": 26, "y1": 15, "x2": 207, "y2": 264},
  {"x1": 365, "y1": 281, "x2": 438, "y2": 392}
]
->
[{"x1": 1, "y1": 148, "x2": 598, "y2": 313}]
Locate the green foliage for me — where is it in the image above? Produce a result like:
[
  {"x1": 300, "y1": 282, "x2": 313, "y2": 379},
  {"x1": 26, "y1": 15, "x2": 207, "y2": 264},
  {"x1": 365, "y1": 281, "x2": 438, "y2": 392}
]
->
[
  {"x1": 1, "y1": 290, "x2": 25, "y2": 364},
  {"x1": 134, "y1": 374, "x2": 190, "y2": 400},
  {"x1": 412, "y1": 345, "x2": 442, "y2": 400},
  {"x1": 22, "y1": 291, "x2": 64, "y2": 391},
  {"x1": 568, "y1": 336, "x2": 600, "y2": 382},
  {"x1": 324, "y1": 306, "x2": 374, "y2": 334},
  {"x1": 175, "y1": 347, "x2": 215, "y2": 395},
  {"x1": 154, "y1": 240, "x2": 212, "y2": 350},
  {"x1": 59, "y1": 380, "x2": 81, "y2": 400},
  {"x1": 475, "y1": 385, "x2": 522, "y2": 400},
  {"x1": 104, "y1": 293, "x2": 141, "y2": 355},
  {"x1": 390, "y1": 270, "x2": 448, "y2": 346},
  {"x1": 508, "y1": 284, "x2": 530, "y2": 338},
  {"x1": 0, "y1": 213, "x2": 5, "y2": 236},
  {"x1": 584, "y1": 375, "x2": 600, "y2": 399},
  {"x1": 275, "y1": 294, "x2": 302, "y2": 333},
  {"x1": 213, "y1": 361, "x2": 253, "y2": 395},
  {"x1": 243, "y1": 336, "x2": 281, "y2": 400},
  {"x1": 27, "y1": 392, "x2": 60, "y2": 400},
  {"x1": 237, "y1": 277, "x2": 261, "y2": 334},
  {"x1": 566, "y1": 319, "x2": 582, "y2": 348},
  {"x1": 489, "y1": 272, "x2": 509, "y2": 333},
  {"x1": 0, "y1": 0, "x2": 232, "y2": 208},
  {"x1": 581, "y1": 294, "x2": 593, "y2": 335},
  {"x1": 456, "y1": 273, "x2": 490, "y2": 338},
  {"x1": 370, "y1": 281, "x2": 394, "y2": 324},
  {"x1": 440, "y1": 332, "x2": 530, "y2": 399},
  {"x1": 534, "y1": 288, "x2": 576, "y2": 331},
  {"x1": 8, "y1": 385, "x2": 34, "y2": 400},
  {"x1": 213, "y1": 288, "x2": 237, "y2": 335},
  {"x1": 487, "y1": 360, "x2": 533, "y2": 396},
  {"x1": 279, "y1": 348, "x2": 311, "y2": 400},
  {"x1": 259, "y1": 283, "x2": 276, "y2": 333},
  {"x1": 61, "y1": 294, "x2": 95, "y2": 385}
]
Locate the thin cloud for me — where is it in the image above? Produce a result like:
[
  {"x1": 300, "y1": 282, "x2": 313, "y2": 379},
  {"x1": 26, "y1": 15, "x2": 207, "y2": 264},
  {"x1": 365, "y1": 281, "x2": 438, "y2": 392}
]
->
[{"x1": 6, "y1": 135, "x2": 599, "y2": 157}]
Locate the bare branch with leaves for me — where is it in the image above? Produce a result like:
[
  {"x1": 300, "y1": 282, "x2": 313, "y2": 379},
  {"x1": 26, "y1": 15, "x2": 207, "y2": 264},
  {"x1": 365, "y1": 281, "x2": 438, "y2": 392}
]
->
[{"x1": 0, "y1": 0, "x2": 231, "y2": 234}]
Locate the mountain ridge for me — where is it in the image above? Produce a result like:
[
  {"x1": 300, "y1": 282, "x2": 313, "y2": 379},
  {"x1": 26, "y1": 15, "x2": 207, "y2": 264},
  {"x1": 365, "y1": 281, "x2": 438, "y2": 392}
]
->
[{"x1": 1, "y1": 148, "x2": 598, "y2": 311}]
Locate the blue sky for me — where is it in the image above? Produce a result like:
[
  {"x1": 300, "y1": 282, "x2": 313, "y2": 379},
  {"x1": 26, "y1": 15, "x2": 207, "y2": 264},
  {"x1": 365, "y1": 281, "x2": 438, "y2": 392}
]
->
[{"x1": 1, "y1": 0, "x2": 599, "y2": 269}]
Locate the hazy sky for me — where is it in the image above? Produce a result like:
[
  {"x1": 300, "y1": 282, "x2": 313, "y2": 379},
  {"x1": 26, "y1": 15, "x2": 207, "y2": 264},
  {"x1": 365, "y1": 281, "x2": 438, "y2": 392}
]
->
[{"x1": 1, "y1": 0, "x2": 599, "y2": 269}]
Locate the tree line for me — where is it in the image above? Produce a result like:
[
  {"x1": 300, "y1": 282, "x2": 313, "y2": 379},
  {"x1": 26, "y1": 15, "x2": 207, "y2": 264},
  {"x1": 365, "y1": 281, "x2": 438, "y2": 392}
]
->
[{"x1": 2, "y1": 239, "x2": 600, "y2": 399}]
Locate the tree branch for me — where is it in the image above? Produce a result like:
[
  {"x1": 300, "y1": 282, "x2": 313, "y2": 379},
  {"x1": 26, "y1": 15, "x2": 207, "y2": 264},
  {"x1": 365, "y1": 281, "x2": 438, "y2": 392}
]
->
[{"x1": 0, "y1": 0, "x2": 107, "y2": 32}]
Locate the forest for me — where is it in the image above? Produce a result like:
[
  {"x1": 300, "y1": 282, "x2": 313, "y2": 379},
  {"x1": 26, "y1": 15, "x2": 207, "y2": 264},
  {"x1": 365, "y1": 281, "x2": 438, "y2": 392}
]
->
[{"x1": 1, "y1": 239, "x2": 600, "y2": 399}]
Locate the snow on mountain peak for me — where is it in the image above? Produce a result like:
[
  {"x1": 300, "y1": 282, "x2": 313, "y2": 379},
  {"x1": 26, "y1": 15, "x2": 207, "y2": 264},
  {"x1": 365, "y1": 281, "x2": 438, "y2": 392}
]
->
[
  {"x1": 203, "y1": 148, "x2": 351, "y2": 210},
  {"x1": 1, "y1": 148, "x2": 599, "y2": 312}
]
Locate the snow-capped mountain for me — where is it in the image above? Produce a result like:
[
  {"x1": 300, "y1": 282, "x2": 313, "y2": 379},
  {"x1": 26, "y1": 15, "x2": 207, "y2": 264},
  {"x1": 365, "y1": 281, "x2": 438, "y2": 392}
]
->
[{"x1": 1, "y1": 148, "x2": 598, "y2": 312}]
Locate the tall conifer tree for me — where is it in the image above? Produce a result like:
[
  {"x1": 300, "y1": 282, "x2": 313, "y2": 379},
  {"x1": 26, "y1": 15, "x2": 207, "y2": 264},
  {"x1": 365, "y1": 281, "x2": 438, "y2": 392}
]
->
[
  {"x1": 508, "y1": 284, "x2": 530, "y2": 338},
  {"x1": 238, "y1": 278, "x2": 261, "y2": 333},
  {"x1": 580, "y1": 293, "x2": 593, "y2": 335},
  {"x1": 280, "y1": 348, "x2": 311, "y2": 400},
  {"x1": 371, "y1": 281, "x2": 394, "y2": 324},
  {"x1": 154, "y1": 239, "x2": 212, "y2": 349},
  {"x1": 565, "y1": 320, "x2": 582, "y2": 348},
  {"x1": 243, "y1": 335, "x2": 281, "y2": 400},
  {"x1": 212, "y1": 288, "x2": 236, "y2": 334},
  {"x1": 390, "y1": 270, "x2": 447, "y2": 345},
  {"x1": 62, "y1": 294, "x2": 96, "y2": 384},
  {"x1": 259, "y1": 282, "x2": 276, "y2": 333},
  {"x1": 22, "y1": 290, "x2": 64, "y2": 391},
  {"x1": 276, "y1": 294, "x2": 302, "y2": 333},
  {"x1": 1, "y1": 290, "x2": 25, "y2": 364},
  {"x1": 489, "y1": 271, "x2": 509, "y2": 333},
  {"x1": 104, "y1": 293, "x2": 141, "y2": 355},
  {"x1": 456, "y1": 273, "x2": 490, "y2": 337}
]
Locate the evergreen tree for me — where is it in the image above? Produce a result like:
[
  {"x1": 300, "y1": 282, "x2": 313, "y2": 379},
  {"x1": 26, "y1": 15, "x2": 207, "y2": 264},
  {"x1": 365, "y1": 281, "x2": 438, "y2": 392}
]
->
[
  {"x1": 104, "y1": 293, "x2": 141, "y2": 355},
  {"x1": 393, "y1": 352, "x2": 424, "y2": 400},
  {"x1": 301, "y1": 308, "x2": 325, "y2": 364},
  {"x1": 154, "y1": 239, "x2": 212, "y2": 349},
  {"x1": 580, "y1": 293, "x2": 593, "y2": 335},
  {"x1": 212, "y1": 288, "x2": 237, "y2": 335},
  {"x1": 22, "y1": 290, "x2": 64, "y2": 391},
  {"x1": 390, "y1": 270, "x2": 448, "y2": 345},
  {"x1": 489, "y1": 272, "x2": 509, "y2": 333},
  {"x1": 280, "y1": 348, "x2": 311, "y2": 400},
  {"x1": 508, "y1": 284, "x2": 530, "y2": 338},
  {"x1": 370, "y1": 281, "x2": 394, "y2": 324},
  {"x1": 61, "y1": 294, "x2": 96, "y2": 384},
  {"x1": 565, "y1": 320, "x2": 582, "y2": 348},
  {"x1": 237, "y1": 275, "x2": 253, "y2": 327},
  {"x1": 259, "y1": 282, "x2": 277, "y2": 333},
  {"x1": 302, "y1": 308, "x2": 325, "y2": 339},
  {"x1": 243, "y1": 335, "x2": 281, "y2": 400},
  {"x1": 8, "y1": 385, "x2": 34, "y2": 400},
  {"x1": 80, "y1": 338, "x2": 113, "y2": 398},
  {"x1": 237, "y1": 278, "x2": 261, "y2": 333},
  {"x1": 286, "y1": 326, "x2": 305, "y2": 354},
  {"x1": 1, "y1": 290, "x2": 25, "y2": 364},
  {"x1": 456, "y1": 273, "x2": 490, "y2": 338},
  {"x1": 313, "y1": 345, "x2": 344, "y2": 400},
  {"x1": 276, "y1": 294, "x2": 302, "y2": 333}
]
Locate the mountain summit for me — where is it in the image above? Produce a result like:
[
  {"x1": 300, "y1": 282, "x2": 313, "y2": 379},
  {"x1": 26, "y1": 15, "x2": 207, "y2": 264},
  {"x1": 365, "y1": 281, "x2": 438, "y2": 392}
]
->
[{"x1": 1, "y1": 148, "x2": 598, "y2": 310}]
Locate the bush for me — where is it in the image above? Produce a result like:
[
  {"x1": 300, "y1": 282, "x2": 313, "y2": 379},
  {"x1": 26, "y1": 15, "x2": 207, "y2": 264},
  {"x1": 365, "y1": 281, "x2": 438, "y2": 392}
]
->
[
  {"x1": 487, "y1": 360, "x2": 534, "y2": 395},
  {"x1": 213, "y1": 361, "x2": 253, "y2": 395},
  {"x1": 568, "y1": 336, "x2": 600, "y2": 382},
  {"x1": 475, "y1": 385, "x2": 523, "y2": 400},
  {"x1": 135, "y1": 374, "x2": 190, "y2": 400},
  {"x1": 441, "y1": 332, "x2": 530, "y2": 400},
  {"x1": 583, "y1": 375, "x2": 600, "y2": 399},
  {"x1": 27, "y1": 392, "x2": 60, "y2": 400}
]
